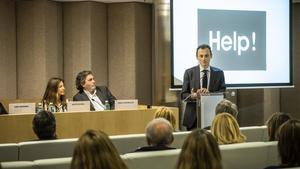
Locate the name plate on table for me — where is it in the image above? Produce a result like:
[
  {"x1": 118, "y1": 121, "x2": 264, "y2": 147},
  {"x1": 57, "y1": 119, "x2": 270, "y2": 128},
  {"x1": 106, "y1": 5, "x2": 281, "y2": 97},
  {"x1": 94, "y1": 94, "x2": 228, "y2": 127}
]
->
[
  {"x1": 67, "y1": 101, "x2": 90, "y2": 112},
  {"x1": 115, "y1": 99, "x2": 138, "y2": 110},
  {"x1": 9, "y1": 103, "x2": 35, "y2": 114}
]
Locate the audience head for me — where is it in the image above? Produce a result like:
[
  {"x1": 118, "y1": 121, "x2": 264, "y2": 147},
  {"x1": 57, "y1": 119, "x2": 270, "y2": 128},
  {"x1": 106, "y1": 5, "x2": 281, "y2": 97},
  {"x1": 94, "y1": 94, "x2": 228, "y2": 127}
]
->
[
  {"x1": 211, "y1": 113, "x2": 246, "y2": 145},
  {"x1": 176, "y1": 129, "x2": 222, "y2": 169},
  {"x1": 145, "y1": 118, "x2": 174, "y2": 146},
  {"x1": 32, "y1": 110, "x2": 56, "y2": 140},
  {"x1": 75, "y1": 70, "x2": 96, "y2": 93},
  {"x1": 154, "y1": 107, "x2": 176, "y2": 130},
  {"x1": 42, "y1": 77, "x2": 66, "y2": 105},
  {"x1": 278, "y1": 119, "x2": 300, "y2": 167},
  {"x1": 71, "y1": 129, "x2": 128, "y2": 169},
  {"x1": 215, "y1": 99, "x2": 238, "y2": 119},
  {"x1": 266, "y1": 112, "x2": 291, "y2": 141}
]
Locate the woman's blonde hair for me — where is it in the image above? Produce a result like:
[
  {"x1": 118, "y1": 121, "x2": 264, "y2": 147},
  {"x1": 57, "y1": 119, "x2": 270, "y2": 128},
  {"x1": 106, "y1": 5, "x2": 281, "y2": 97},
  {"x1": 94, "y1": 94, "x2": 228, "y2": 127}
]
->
[
  {"x1": 70, "y1": 130, "x2": 128, "y2": 169},
  {"x1": 176, "y1": 129, "x2": 222, "y2": 169},
  {"x1": 211, "y1": 113, "x2": 246, "y2": 145},
  {"x1": 154, "y1": 107, "x2": 176, "y2": 130}
]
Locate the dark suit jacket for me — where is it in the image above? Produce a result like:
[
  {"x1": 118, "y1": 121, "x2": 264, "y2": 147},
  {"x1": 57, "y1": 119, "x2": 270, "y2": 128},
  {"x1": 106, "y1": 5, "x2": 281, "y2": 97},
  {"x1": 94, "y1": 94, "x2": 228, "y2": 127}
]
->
[
  {"x1": 181, "y1": 65, "x2": 226, "y2": 129},
  {"x1": 73, "y1": 86, "x2": 116, "y2": 111},
  {"x1": 130, "y1": 146, "x2": 176, "y2": 153}
]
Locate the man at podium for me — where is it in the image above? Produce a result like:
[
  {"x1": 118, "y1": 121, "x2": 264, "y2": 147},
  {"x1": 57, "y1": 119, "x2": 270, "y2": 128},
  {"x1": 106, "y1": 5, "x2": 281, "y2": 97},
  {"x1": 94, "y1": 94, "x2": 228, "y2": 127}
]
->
[{"x1": 181, "y1": 44, "x2": 226, "y2": 130}]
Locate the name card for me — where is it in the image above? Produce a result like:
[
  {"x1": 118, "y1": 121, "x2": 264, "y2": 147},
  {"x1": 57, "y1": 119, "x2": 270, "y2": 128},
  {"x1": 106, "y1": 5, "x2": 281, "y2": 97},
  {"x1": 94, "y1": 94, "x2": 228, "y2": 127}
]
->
[
  {"x1": 115, "y1": 99, "x2": 138, "y2": 110},
  {"x1": 67, "y1": 101, "x2": 90, "y2": 112},
  {"x1": 9, "y1": 103, "x2": 35, "y2": 114}
]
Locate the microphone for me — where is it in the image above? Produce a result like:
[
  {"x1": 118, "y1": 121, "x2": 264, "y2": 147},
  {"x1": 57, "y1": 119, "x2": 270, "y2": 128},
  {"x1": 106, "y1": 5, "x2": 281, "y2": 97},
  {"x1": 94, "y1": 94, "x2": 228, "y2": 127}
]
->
[{"x1": 91, "y1": 98, "x2": 106, "y2": 110}]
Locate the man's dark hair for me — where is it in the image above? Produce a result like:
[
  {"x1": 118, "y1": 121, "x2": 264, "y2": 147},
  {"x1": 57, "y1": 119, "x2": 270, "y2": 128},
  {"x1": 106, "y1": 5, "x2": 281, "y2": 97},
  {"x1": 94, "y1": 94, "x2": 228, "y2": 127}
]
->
[
  {"x1": 196, "y1": 44, "x2": 213, "y2": 57},
  {"x1": 75, "y1": 70, "x2": 93, "y2": 91},
  {"x1": 32, "y1": 110, "x2": 56, "y2": 140}
]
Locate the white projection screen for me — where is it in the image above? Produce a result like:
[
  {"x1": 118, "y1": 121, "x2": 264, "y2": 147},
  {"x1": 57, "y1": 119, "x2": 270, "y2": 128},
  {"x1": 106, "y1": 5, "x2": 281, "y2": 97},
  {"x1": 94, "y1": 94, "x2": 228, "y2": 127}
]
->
[{"x1": 171, "y1": 0, "x2": 293, "y2": 89}]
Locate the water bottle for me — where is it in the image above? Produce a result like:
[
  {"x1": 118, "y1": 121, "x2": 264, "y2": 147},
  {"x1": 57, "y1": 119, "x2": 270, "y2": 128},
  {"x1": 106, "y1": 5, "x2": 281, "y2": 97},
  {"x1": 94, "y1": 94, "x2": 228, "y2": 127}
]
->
[
  {"x1": 105, "y1": 100, "x2": 110, "y2": 110},
  {"x1": 48, "y1": 102, "x2": 56, "y2": 113},
  {"x1": 36, "y1": 102, "x2": 43, "y2": 113}
]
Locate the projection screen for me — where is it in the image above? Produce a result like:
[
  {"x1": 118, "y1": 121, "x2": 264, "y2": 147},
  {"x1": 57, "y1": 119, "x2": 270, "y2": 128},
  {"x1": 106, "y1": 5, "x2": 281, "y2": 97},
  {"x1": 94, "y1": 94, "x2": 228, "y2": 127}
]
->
[{"x1": 171, "y1": 0, "x2": 292, "y2": 89}]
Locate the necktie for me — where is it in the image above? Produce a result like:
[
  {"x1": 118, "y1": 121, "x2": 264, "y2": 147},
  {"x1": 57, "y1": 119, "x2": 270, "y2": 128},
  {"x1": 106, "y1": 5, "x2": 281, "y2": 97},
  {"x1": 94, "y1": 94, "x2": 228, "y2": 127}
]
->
[{"x1": 202, "y1": 70, "x2": 208, "y2": 88}]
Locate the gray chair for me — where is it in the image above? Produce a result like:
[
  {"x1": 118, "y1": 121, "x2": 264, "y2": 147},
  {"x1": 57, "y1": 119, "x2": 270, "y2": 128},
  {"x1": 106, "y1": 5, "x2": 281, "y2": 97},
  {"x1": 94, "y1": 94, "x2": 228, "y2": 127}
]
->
[
  {"x1": 0, "y1": 143, "x2": 19, "y2": 162},
  {"x1": 18, "y1": 138, "x2": 77, "y2": 161},
  {"x1": 0, "y1": 161, "x2": 34, "y2": 169},
  {"x1": 240, "y1": 125, "x2": 268, "y2": 142},
  {"x1": 34, "y1": 157, "x2": 71, "y2": 169},
  {"x1": 171, "y1": 131, "x2": 190, "y2": 148},
  {"x1": 122, "y1": 149, "x2": 180, "y2": 169},
  {"x1": 110, "y1": 134, "x2": 147, "y2": 154},
  {"x1": 220, "y1": 141, "x2": 279, "y2": 169}
]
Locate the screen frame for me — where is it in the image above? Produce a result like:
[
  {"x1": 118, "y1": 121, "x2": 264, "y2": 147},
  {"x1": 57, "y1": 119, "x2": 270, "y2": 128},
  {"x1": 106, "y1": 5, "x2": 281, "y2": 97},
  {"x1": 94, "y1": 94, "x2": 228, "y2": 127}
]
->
[{"x1": 170, "y1": 0, "x2": 293, "y2": 89}]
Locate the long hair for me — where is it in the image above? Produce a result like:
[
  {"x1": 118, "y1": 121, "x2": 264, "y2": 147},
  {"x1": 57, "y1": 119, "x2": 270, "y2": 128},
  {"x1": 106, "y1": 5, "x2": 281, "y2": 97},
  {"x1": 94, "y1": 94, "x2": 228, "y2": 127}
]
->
[
  {"x1": 42, "y1": 77, "x2": 66, "y2": 109},
  {"x1": 211, "y1": 113, "x2": 246, "y2": 145},
  {"x1": 266, "y1": 112, "x2": 291, "y2": 141},
  {"x1": 176, "y1": 129, "x2": 222, "y2": 169},
  {"x1": 278, "y1": 119, "x2": 300, "y2": 167},
  {"x1": 70, "y1": 130, "x2": 128, "y2": 169},
  {"x1": 154, "y1": 107, "x2": 176, "y2": 130}
]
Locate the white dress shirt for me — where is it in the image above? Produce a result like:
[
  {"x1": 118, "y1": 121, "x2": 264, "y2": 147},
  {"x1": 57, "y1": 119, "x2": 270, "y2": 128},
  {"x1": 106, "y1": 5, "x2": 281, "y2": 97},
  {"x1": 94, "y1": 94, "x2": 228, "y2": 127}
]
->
[{"x1": 84, "y1": 90, "x2": 105, "y2": 111}]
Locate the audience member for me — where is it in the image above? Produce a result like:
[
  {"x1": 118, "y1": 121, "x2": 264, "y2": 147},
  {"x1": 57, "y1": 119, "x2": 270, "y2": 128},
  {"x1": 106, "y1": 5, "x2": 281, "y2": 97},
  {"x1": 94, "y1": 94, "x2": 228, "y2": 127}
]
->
[
  {"x1": 215, "y1": 99, "x2": 238, "y2": 118},
  {"x1": 32, "y1": 110, "x2": 57, "y2": 140},
  {"x1": 204, "y1": 99, "x2": 238, "y2": 130},
  {"x1": 211, "y1": 113, "x2": 246, "y2": 144},
  {"x1": 266, "y1": 112, "x2": 291, "y2": 141},
  {"x1": 154, "y1": 107, "x2": 176, "y2": 130},
  {"x1": 265, "y1": 119, "x2": 300, "y2": 169},
  {"x1": 71, "y1": 129, "x2": 128, "y2": 169},
  {"x1": 42, "y1": 77, "x2": 67, "y2": 112},
  {"x1": 131, "y1": 118, "x2": 175, "y2": 152},
  {"x1": 175, "y1": 129, "x2": 222, "y2": 169},
  {"x1": 73, "y1": 70, "x2": 116, "y2": 111}
]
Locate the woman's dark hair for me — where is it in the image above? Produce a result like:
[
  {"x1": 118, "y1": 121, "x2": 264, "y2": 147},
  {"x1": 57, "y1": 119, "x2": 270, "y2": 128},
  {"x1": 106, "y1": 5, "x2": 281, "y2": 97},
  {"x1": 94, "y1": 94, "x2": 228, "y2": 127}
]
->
[
  {"x1": 42, "y1": 77, "x2": 66, "y2": 108},
  {"x1": 176, "y1": 129, "x2": 222, "y2": 169},
  {"x1": 71, "y1": 129, "x2": 128, "y2": 169},
  {"x1": 278, "y1": 119, "x2": 300, "y2": 167},
  {"x1": 266, "y1": 112, "x2": 291, "y2": 141},
  {"x1": 75, "y1": 70, "x2": 93, "y2": 91}
]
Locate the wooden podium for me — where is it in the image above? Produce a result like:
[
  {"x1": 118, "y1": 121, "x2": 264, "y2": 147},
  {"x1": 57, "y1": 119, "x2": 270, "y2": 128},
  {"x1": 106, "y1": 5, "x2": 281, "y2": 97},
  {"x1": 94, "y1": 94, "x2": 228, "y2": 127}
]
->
[{"x1": 0, "y1": 106, "x2": 178, "y2": 144}]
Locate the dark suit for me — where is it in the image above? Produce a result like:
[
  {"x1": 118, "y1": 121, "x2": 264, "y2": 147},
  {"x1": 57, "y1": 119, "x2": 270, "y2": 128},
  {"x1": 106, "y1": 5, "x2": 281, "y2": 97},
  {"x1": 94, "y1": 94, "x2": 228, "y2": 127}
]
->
[
  {"x1": 130, "y1": 146, "x2": 176, "y2": 153},
  {"x1": 181, "y1": 65, "x2": 225, "y2": 129},
  {"x1": 73, "y1": 86, "x2": 116, "y2": 111}
]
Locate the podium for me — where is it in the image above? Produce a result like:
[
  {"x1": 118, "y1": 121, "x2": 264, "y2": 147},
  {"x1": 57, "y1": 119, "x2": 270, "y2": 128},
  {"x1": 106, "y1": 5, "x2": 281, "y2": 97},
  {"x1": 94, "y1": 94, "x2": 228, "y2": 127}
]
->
[
  {"x1": 183, "y1": 92, "x2": 224, "y2": 129},
  {"x1": 196, "y1": 93, "x2": 224, "y2": 128}
]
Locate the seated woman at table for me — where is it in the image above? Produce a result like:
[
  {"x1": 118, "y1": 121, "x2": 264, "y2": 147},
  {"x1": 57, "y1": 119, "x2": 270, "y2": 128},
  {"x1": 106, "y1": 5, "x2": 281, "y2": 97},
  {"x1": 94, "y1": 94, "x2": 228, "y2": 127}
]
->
[{"x1": 42, "y1": 77, "x2": 67, "y2": 112}]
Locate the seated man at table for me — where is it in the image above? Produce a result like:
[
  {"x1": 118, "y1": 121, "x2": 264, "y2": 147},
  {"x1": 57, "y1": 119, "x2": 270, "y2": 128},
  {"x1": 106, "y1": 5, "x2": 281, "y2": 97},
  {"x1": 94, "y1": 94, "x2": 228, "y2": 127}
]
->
[
  {"x1": 73, "y1": 70, "x2": 116, "y2": 111},
  {"x1": 32, "y1": 110, "x2": 57, "y2": 140},
  {"x1": 130, "y1": 118, "x2": 175, "y2": 153}
]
